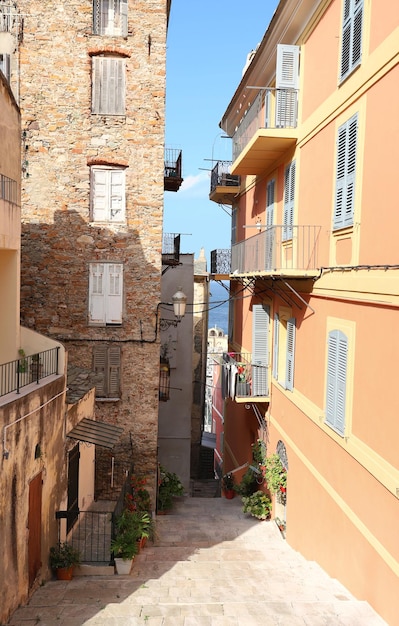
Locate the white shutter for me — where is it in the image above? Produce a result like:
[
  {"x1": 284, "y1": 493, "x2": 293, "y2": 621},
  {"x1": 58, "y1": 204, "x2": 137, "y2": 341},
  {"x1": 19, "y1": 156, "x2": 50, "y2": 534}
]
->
[
  {"x1": 120, "y1": 0, "x2": 128, "y2": 36},
  {"x1": 283, "y1": 161, "x2": 295, "y2": 240},
  {"x1": 326, "y1": 330, "x2": 348, "y2": 434},
  {"x1": 334, "y1": 115, "x2": 357, "y2": 229},
  {"x1": 92, "y1": 168, "x2": 109, "y2": 221},
  {"x1": 110, "y1": 169, "x2": 125, "y2": 220},
  {"x1": 252, "y1": 304, "x2": 269, "y2": 396},
  {"x1": 273, "y1": 313, "x2": 279, "y2": 379},
  {"x1": 105, "y1": 263, "x2": 123, "y2": 323},
  {"x1": 92, "y1": 57, "x2": 125, "y2": 115},
  {"x1": 89, "y1": 263, "x2": 106, "y2": 324},
  {"x1": 265, "y1": 180, "x2": 275, "y2": 270},
  {"x1": 285, "y1": 318, "x2": 296, "y2": 391},
  {"x1": 276, "y1": 44, "x2": 299, "y2": 127}
]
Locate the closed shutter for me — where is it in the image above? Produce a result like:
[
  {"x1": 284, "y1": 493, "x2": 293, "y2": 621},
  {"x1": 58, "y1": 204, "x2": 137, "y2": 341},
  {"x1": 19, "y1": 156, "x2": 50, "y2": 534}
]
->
[
  {"x1": 108, "y1": 346, "x2": 121, "y2": 397},
  {"x1": 120, "y1": 0, "x2": 128, "y2": 36},
  {"x1": 89, "y1": 263, "x2": 106, "y2": 324},
  {"x1": 340, "y1": 0, "x2": 363, "y2": 81},
  {"x1": 0, "y1": 53, "x2": 10, "y2": 83},
  {"x1": 93, "y1": 344, "x2": 107, "y2": 396},
  {"x1": 109, "y1": 169, "x2": 125, "y2": 220},
  {"x1": 276, "y1": 44, "x2": 299, "y2": 128},
  {"x1": 106, "y1": 263, "x2": 123, "y2": 323},
  {"x1": 273, "y1": 313, "x2": 279, "y2": 379},
  {"x1": 92, "y1": 56, "x2": 125, "y2": 115},
  {"x1": 283, "y1": 161, "x2": 295, "y2": 240},
  {"x1": 334, "y1": 114, "x2": 357, "y2": 229},
  {"x1": 285, "y1": 318, "x2": 296, "y2": 391},
  {"x1": 252, "y1": 304, "x2": 269, "y2": 396},
  {"x1": 326, "y1": 330, "x2": 347, "y2": 434}
]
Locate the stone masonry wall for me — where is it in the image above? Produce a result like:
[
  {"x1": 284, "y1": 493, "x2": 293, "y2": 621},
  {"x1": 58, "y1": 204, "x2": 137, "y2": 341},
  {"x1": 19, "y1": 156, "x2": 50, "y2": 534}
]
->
[{"x1": 16, "y1": 0, "x2": 168, "y2": 499}]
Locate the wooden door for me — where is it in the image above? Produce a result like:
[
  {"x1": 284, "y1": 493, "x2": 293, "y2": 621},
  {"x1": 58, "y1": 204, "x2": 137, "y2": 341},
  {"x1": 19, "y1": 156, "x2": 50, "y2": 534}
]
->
[{"x1": 28, "y1": 472, "x2": 42, "y2": 588}]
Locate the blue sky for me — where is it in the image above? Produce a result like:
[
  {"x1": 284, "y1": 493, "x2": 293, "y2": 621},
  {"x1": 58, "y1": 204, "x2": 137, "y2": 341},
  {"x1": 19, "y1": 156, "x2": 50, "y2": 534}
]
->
[{"x1": 164, "y1": 0, "x2": 279, "y2": 267}]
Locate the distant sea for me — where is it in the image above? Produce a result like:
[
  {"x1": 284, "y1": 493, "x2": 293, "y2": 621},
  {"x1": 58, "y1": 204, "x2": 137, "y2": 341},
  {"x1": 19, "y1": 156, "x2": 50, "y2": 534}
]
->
[{"x1": 208, "y1": 281, "x2": 229, "y2": 333}]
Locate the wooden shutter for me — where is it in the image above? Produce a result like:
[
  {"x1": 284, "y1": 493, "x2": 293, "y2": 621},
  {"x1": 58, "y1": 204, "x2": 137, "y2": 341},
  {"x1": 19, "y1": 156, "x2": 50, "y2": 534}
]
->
[
  {"x1": 108, "y1": 345, "x2": 121, "y2": 397},
  {"x1": 89, "y1": 263, "x2": 106, "y2": 324},
  {"x1": 326, "y1": 330, "x2": 348, "y2": 434},
  {"x1": 120, "y1": 0, "x2": 128, "y2": 36},
  {"x1": 273, "y1": 313, "x2": 279, "y2": 379},
  {"x1": 252, "y1": 304, "x2": 269, "y2": 396},
  {"x1": 283, "y1": 161, "x2": 295, "y2": 240},
  {"x1": 92, "y1": 168, "x2": 109, "y2": 221},
  {"x1": 92, "y1": 56, "x2": 125, "y2": 115},
  {"x1": 276, "y1": 44, "x2": 299, "y2": 128},
  {"x1": 109, "y1": 169, "x2": 125, "y2": 221},
  {"x1": 93, "y1": 344, "x2": 107, "y2": 396},
  {"x1": 340, "y1": 0, "x2": 363, "y2": 81},
  {"x1": 334, "y1": 115, "x2": 357, "y2": 229},
  {"x1": 106, "y1": 263, "x2": 123, "y2": 323},
  {"x1": 285, "y1": 318, "x2": 296, "y2": 391}
]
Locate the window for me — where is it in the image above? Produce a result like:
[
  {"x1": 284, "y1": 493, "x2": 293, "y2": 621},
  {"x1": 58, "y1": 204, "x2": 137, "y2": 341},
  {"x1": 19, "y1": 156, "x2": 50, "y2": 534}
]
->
[
  {"x1": 325, "y1": 330, "x2": 348, "y2": 435},
  {"x1": 90, "y1": 166, "x2": 125, "y2": 222},
  {"x1": 252, "y1": 304, "x2": 270, "y2": 396},
  {"x1": 93, "y1": 344, "x2": 121, "y2": 398},
  {"x1": 93, "y1": 0, "x2": 128, "y2": 36},
  {"x1": 340, "y1": 0, "x2": 363, "y2": 82},
  {"x1": 89, "y1": 262, "x2": 123, "y2": 325},
  {"x1": 334, "y1": 114, "x2": 358, "y2": 229},
  {"x1": 0, "y1": 53, "x2": 10, "y2": 83},
  {"x1": 92, "y1": 56, "x2": 125, "y2": 115},
  {"x1": 283, "y1": 161, "x2": 295, "y2": 241},
  {"x1": 265, "y1": 179, "x2": 275, "y2": 270},
  {"x1": 273, "y1": 311, "x2": 296, "y2": 391},
  {"x1": 275, "y1": 44, "x2": 299, "y2": 128}
]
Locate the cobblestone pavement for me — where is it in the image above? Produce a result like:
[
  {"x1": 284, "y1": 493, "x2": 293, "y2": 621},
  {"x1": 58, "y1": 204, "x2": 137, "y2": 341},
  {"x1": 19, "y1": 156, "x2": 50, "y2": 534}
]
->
[{"x1": 8, "y1": 496, "x2": 387, "y2": 626}]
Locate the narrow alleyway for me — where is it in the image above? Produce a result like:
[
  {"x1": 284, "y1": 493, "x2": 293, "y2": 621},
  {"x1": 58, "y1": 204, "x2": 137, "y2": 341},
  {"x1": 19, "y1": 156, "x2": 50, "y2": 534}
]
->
[{"x1": 8, "y1": 497, "x2": 386, "y2": 625}]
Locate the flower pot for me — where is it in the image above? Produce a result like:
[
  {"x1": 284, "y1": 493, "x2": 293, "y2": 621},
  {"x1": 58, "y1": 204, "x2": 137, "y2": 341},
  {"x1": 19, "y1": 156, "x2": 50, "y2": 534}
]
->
[
  {"x1": 114, "y1": 557, "x2": 133, "y2": 575},
  {"x1": 55, "y1": 566, "x2": 74, "y2": 581},
  {"x1": 224, "y1": 489, "x2": 235, "y2": 500}
]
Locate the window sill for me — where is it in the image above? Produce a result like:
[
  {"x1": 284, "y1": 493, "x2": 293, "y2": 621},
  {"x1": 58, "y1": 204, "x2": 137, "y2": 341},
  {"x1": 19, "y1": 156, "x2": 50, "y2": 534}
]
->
[{"x1": 95, "y1": 397, "x2": 121, "y2": 402}]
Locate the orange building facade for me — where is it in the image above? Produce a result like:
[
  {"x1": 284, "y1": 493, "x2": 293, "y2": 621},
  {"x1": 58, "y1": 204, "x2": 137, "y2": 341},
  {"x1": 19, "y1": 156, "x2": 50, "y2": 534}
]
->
[{"x1": 210, "y1": 1, "x2": 399, "y2": 623}]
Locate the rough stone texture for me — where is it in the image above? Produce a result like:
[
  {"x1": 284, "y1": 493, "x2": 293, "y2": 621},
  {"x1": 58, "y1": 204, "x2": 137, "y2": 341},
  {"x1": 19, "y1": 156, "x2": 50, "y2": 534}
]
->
[{"x1": 15, "y1": 1, "x2": 168, "y2": 498}]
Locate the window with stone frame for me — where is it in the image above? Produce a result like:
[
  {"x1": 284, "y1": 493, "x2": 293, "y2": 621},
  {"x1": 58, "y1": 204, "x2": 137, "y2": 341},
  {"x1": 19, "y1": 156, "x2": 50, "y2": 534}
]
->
[
  {"x1": 90, "y1": 165, "x2": 126, "y2": 222},
  {"x1": 93, "y1": 0, "x2": 128, "y2": 36},
  {"x1": 93, "y1": 344, "x2": 121, "y2": 399},
  {"x1": 88, "y1": 262, "x2": 123, "y2": 326},
  {"x1": 91, "y1": 55, "x2": 126, "y2": 115}
]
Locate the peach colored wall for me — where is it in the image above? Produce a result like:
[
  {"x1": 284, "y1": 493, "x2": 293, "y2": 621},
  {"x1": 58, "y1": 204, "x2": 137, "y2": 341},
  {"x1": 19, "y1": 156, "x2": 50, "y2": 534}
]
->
[
  {"x1": 360, "y1": 64, "x2": 399, "y2": 265},
  {"x1": 369, "y1": 0, "x2": 399, "y2": 53},
  {"x1": 301, "y1": 1, "x2": 340, "y2": 120}
]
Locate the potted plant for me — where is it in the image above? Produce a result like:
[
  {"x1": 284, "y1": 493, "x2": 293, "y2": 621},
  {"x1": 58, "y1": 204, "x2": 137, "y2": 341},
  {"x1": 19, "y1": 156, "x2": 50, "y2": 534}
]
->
[
  {"x1": 242, "y1": 491, "x2": 272, "y2": 520},
  {"x1": 157, "y1": 465, "x2": 184, "y2": 513},
  {"x1": 17, "y1": 348, "x2": 28, "y2": 373},
  {"x1": 221, "y1": 473, "x2": 235, "y2": 499},
  {"x1": 111, "y1": 510, "x2": 140, "y2": 574},
  {"x1": 235, "y1": 467, "x2": 259, "y2": 497},
  {"x1": 49, "y1": 542, "x2": 80, "y2": 580},
  {"x1": 264, "y1": 454, "x2": 287, "y2": 498}
]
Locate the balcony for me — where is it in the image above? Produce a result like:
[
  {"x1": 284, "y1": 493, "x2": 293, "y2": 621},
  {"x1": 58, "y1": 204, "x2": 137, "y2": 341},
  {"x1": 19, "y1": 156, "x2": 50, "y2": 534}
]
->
[
  {"x1": 209, "y1": 161, "x2": 240, "y2": 205},
  {"x1": 210, "y1": 249, "x2": 231, "y2": 279},
  {"x1": 0, "y1": 348, "x2": 60, "y2": 398},
  {"x1": 223, "y1": 352, "x2": 269, "y2": 403},
  {"x1": 231, "y1": 88, "x2": 298, "y2": 176},
  {"x1": 162, "y1": 233, "x2": 180, "y2": 266},
  {"x1": 231, "y1": 225, "x2": 320, "y2": 278},
  {"x1": 164, "y1": 148, "x2": 183, "y2": 192}
]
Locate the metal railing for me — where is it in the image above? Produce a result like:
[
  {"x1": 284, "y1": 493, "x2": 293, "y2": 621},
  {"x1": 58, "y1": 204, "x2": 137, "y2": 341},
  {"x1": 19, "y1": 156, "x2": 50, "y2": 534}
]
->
[
  {"x1": 231, "y1": 225, "x2": 320, "y2": 275},
  {"x1": 68, "y1": 510, "x2": 113, "y2": 564},
  {"x1": 0, "y1": 348, "x2": 60, "y2": 397},
  {"x1": 223, "y1": 352, "x2": 269, "y2": 398},
  {"x1": 162, "y1": 233, "x2": 180, "y2": 265},
  {"x1": 211, "y1": 249, "x2": 231, "y2": 275},
  {"x1": 164, "y1": 148, "x2": 182, "y2": 180},
  {"x1": 0, "y1": 173, "x2": 18, "y2": 205},
  {"x1": 232, "y1": 87, "x2": 298, "y2": 161},
  {"x1": 210, "y1": 161, "x2": 240, "y2": 194}
]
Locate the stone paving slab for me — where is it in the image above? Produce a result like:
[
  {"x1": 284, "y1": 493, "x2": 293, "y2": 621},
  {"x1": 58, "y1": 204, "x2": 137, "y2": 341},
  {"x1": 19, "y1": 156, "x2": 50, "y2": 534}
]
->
[{"x1": 8, "y1": 497, "x2": 387, "y2": 626}]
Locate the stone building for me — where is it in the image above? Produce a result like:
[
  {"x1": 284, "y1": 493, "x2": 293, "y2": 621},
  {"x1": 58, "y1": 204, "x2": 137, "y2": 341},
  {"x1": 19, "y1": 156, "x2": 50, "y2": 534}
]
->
[{"x1": 2, "y1": 0, "x2": 180, "y2": 504}]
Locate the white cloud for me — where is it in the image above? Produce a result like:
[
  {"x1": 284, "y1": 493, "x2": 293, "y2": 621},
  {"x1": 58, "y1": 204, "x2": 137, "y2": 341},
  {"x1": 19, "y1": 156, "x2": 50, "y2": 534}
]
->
[{"x1": 180, "y1": 171, "x2": 210, "y2": 194}]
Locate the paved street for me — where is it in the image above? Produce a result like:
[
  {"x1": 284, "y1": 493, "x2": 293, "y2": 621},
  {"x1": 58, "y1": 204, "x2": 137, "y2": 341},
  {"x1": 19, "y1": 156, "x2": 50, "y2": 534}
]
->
[{"x1": 8, "y1": 496, "x2": 386, "y2": 625}]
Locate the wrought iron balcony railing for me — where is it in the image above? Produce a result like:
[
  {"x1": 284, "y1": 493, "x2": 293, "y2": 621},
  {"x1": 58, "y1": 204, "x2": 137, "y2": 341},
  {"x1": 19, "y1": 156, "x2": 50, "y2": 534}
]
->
[
  {"x1": 164, "y1": 148, "x2": 183, "y2": 192},
  {"x1": 223, "y1": 352, "x2": 269, "y2": 402},
  {"x1": 0, "y1": 348, "x2": 60, "y2": 398},
  {"x1": 210, "y1": 161, "x2": 240, "y2": 193},
  {"x1": 211, "y1": 249, "x2": 231, "y2": 276},
  {"x1": 232, "y1": 87, "x2": 298, "y2": 162},
  {"x1": 162, "y1": 233, "x2": 180, "y2": 266},
  {"x1": 231, "y1": 225, "x2": 320, "y2": 276},
  {"x1": 0, "y1": 173, "x2": 18, "y2": 204}
]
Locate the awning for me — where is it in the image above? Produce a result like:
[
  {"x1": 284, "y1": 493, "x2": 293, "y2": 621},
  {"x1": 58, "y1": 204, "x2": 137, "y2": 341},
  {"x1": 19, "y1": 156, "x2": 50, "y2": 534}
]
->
[{"x1": 67, "y1": 418, "x2": 123, "y2": 449}]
